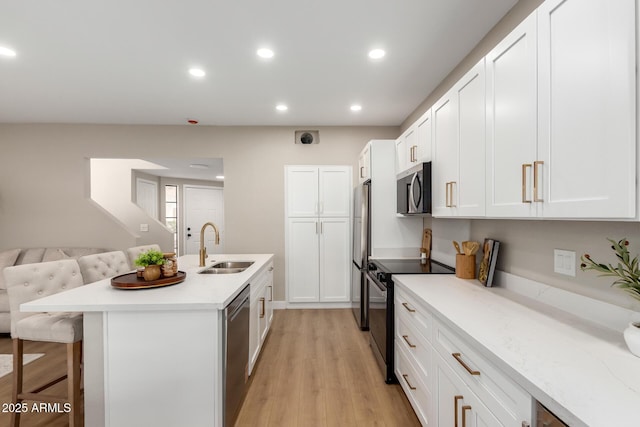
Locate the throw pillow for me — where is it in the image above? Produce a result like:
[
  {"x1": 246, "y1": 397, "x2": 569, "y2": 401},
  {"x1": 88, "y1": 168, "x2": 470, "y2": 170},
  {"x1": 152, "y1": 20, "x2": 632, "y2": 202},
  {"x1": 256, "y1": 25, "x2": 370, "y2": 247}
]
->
[{"x1": 42, "y1": 248, "x2": 70, "y2": 262}]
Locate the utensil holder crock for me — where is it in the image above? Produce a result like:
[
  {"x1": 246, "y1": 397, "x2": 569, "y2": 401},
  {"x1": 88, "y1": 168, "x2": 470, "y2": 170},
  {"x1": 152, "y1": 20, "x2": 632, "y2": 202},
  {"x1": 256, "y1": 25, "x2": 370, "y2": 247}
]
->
[{"x1": 455, "y1": 254, "x2": 476, "y2": 279}]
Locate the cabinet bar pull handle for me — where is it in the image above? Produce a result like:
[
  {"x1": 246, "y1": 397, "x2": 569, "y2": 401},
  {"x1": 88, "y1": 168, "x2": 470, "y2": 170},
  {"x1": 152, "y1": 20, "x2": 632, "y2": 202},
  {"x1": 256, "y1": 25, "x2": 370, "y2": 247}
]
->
[
  {"x1": 445, "y1": 182, "x2": 450, "y2": 207},
  {"x1": 450, "y1": 181, "x2": 457, "y2": 207},
  {"x1": 402, "y1": 302, "x2": 415, "y2": 313},
  {"x1": 268, "y1": 285, "x2": 273, "y2": 302},
  {"x1": 533, "y1": 160, "x2": 544, "y2": 202},
  {"x1": 260, "y1": 297, "x2": 265, "y2": 318},
  {"x1": 454, "y1": 395, "x2": 463, "y2": 427},
  {"x1": 401, "y1": 374, "x2": 417, "y2": 390},
  {"x1": 462, "y1": 405, "x2": 471, "y2": 427},
  {"x1": 402, "y1": 335, "x2": 416, "y2": 348},
  {"x1": 522, "y1": 164, "x2": 532, "y2": 203},
  {"x1": 316, "y1": 222, "x2": 319, "y2": 234},
  {"x1": 360, "y1": 166, "x2": 365, "y2": 178},
  {"x1": 452, "y1": 352, "x2": 480, "y2": 375}
]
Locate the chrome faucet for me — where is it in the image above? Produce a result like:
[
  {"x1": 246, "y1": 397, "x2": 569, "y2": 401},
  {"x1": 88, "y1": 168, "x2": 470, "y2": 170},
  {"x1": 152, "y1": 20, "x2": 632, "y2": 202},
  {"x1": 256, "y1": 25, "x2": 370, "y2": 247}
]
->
[{"x1": 199, "y1": 222, "x2": 221, "y2": 267}]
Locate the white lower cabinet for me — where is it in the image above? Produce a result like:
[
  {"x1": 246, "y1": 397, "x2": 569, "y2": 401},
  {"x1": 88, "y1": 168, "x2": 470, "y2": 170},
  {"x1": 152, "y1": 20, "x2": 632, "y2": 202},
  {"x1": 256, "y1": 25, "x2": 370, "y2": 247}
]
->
[
  {"x1": 435, "y1": 351, "x2": 502, "y2": 427},
  {"x1": 249, "y1": 261, "x2": 274, "y2": 375},
  {"x1": 395, "y1": 284, "x2": 532, "y2": 426}
]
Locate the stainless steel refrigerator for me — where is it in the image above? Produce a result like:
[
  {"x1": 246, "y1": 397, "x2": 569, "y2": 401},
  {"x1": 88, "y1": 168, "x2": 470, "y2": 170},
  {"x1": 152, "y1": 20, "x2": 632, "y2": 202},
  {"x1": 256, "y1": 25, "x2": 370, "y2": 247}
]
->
[{"x1": 351, "y1": 181, "x2": 370, "y2": 330}]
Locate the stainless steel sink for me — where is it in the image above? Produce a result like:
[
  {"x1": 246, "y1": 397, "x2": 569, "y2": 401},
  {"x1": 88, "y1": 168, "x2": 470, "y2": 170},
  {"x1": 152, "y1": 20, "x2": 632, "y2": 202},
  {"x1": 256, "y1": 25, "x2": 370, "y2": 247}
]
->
[
  {"x1": 198, "y1": 261, "x2": 254, "y2": 275},
  {"x1": 211, "y1": 261, "x2": 254, "y2": 269}
]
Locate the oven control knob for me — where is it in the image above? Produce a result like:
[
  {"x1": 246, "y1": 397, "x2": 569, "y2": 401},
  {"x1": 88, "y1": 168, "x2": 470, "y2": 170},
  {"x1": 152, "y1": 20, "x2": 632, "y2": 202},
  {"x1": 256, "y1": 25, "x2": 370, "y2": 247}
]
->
[
  {"x1": 377, "y1": 273, "x2": 386, "y2": 282},
  {"x1": 368, "y1": 263, "x2": 377, "y2": 271}
]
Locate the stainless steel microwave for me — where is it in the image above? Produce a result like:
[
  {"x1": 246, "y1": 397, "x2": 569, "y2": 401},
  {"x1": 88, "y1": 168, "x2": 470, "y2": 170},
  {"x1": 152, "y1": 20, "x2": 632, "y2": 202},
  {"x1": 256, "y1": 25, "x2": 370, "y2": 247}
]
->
[{"x1": 397, "y1": 162, "x2": 432, "y2": 215}]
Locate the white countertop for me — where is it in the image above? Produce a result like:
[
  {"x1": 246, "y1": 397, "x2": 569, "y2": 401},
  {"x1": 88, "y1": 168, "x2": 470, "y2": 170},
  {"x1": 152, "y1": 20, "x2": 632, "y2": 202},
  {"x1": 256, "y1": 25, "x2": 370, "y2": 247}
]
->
[
  {"x1": 393, "y1": 274, "x2": 640, "y2": 427},
  {"x1": 21, "y1": 254, "x2": 274, "y2": 312}
]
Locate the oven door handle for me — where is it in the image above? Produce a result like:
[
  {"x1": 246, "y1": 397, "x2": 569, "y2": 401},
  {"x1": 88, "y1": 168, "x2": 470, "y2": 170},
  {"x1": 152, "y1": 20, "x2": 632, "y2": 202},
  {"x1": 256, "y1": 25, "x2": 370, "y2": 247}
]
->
[{"x1": 369, "y1": 274, "x2": 387, "y2": 294}]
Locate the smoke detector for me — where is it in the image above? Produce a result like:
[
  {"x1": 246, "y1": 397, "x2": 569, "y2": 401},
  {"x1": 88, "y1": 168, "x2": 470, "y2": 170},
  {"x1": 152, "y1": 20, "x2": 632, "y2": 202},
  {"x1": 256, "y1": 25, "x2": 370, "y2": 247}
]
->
[{"x1": 295, "y1": 130, "x2": 319, "y2": 145}]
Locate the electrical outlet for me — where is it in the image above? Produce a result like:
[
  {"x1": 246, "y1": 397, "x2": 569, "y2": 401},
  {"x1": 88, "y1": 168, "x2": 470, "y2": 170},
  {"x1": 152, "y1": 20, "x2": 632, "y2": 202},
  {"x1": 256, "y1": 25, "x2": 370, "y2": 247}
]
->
[
  {"x1": 140, "y1": 223, "x2": 149, "y2": 232},
  {"x1": 554, "y1": 249, "x2": 576, "y2": 277}
]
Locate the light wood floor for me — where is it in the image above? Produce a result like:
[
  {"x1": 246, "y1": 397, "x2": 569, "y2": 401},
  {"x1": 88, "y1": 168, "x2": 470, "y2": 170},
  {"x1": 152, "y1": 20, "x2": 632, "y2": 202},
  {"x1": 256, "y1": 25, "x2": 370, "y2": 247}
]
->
[
  {"x1": 236, "y1": 309, "x2": 420, "y2": 427},
  {"x1": 0, "y1": 309, "x2": 419, "y2": 427},
  {"x1": 0, "y1": 337, "x2": 81, "y2": 427}
]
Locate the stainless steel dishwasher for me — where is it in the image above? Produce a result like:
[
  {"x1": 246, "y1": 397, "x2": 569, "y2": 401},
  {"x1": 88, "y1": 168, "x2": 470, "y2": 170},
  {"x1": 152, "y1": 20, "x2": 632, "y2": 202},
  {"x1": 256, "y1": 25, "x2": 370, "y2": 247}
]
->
[{"x1": 224, "y1": 284, "x2": 250, "y2": 427}]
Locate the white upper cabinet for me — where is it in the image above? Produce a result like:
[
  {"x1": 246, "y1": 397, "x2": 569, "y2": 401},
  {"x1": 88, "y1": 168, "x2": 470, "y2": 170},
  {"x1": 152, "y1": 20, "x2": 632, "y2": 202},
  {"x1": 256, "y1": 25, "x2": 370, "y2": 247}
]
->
[
  {"x1": 432, "y1": 91, "x2": 458, "y2": 216},
  {"x1": 397, "y1": 110, "x2": 433, "y2": 176},
  {"x1": 537, "y1": 0, "x2": 636, "y2": 218},
  {"x1": 433, "y1": 60, "x2": 486, "y2": 217},
  {"x1": 485, "y1": 12, "x2": 538, "y2": 218},
  {"x1": 286, "y1": 166, "x2": 350, "y2": 217},
  {"x1": 358, "y1": 144, "x2": 371, "y2": 183}
]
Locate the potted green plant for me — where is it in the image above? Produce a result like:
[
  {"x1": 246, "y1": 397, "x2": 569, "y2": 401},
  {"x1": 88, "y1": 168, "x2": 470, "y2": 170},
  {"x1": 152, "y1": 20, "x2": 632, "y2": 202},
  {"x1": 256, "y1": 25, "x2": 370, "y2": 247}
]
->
[
  {"x1": 580, "y1": 238, "x2": 640, "y2": 357},
  {"x1": 134, "y1": 249, "x2": 166, "y2": 281}
]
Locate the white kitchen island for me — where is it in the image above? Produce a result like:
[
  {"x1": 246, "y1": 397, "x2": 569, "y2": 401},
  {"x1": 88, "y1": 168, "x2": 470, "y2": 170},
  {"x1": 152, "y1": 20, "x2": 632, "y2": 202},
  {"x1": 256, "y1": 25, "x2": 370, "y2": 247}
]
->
[{"x1": 21, "y1": 253, "x2": 274, "y2": 427}]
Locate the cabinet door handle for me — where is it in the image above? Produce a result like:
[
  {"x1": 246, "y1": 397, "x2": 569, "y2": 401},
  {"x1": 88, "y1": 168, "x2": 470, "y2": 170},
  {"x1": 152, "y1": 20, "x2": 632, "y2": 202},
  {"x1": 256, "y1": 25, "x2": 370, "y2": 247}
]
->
[
  {"x1": 452, "y1": 352, "x2": 480, "y2": 376},
  {"x1": 450, "y1": 181, "x2": 457, "y2": 207},
  {"x1": 522, "y1": 164, "x2": 532, "y2": 203},
  {"x1": 462, "y1": 405, "x2": 472, "y2": 427},
  {"x1": 445, "y1": 182, "x2": 450, "y2": 207},
  {"x1": 402, "y1": 302, "x2": 415, "y2": 313},
  {"x1": 454, "y1": 395, "x2": 463, "y2": 427},
  {"x1": 268, "y1": 285, "x2": 273, "y2": 302},
  {"x1": 316, "y1": 222, "x2": 319, "y2": 234},
  {"x1": 360, "y1": 166, "x2": 365, "y2": 178},
  {"x1": 402, "y1": 335, "x2": 416, "y2": 348},
  {"x1": 401, "y1": 374, "x2": 417, "y2": 390},
  {"x1": 260, "y1": 297, "x2": 265, "y2": 318},
  {"x1": 533, "y1": 160, "x2": 544, "y2": 202}
]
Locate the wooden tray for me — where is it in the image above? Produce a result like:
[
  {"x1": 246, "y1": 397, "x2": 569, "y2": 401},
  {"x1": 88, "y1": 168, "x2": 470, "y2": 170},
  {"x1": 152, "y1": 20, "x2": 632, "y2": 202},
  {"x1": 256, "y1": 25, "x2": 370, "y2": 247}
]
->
[{"x1": 111, "y1": 271, "x2": 187, "y2": 290}]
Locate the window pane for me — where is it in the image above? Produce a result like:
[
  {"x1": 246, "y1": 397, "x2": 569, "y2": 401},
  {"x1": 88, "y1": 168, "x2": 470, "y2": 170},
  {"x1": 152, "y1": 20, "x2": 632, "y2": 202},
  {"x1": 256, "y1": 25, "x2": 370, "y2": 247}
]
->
[
  {"x1": 165, "y1": 185, "x2": 177, "y2": 202},
  {"x1": 165, "y1": 203, "x2": 177, "y2": 217},
  {"x1": 166, "y1": 219, "x2": 177, "y2": 233}
]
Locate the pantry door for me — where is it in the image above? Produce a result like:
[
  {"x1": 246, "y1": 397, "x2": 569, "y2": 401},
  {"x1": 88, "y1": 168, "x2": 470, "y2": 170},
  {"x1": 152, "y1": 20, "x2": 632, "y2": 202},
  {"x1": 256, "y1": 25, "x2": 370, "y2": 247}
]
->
[{"x1": 184, "y1": 186, "x2": 224, "y2": 256}]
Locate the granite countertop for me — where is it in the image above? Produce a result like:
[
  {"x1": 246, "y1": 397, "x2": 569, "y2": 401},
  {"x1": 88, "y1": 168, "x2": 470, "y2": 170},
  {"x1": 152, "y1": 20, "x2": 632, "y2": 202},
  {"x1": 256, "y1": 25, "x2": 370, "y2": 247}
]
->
[
  {"x1": 393, "y1": 274, "x2": 640, "y2": 427},
  {"x1": 21, "y1": 254, "x2": 274, "y2": 312}
]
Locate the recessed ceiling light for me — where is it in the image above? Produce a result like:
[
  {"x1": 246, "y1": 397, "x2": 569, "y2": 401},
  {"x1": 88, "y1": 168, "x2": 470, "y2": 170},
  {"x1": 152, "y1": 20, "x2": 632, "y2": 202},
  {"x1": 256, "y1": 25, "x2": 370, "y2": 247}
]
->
[
  {"x1": 368, "y1": 49, "x2": 386, "y2": 59},
  {"x1": 189, "y1": 163, "x2": 209, "y2": 169},
  {"x1": 350, "y1": 105, "x2": 362, "y2": 112},
  {"x1": 257, "y1": 48, "x2": 274, "y2": 59},
  {"x1": 216, "y1": 175, "x2": 225, "y2": 180},
  {"x1": 276, "y1": 104, "x2": 288, "y2": 111},
  {"x1": 189, "y1": 68, "x2": 206, "y2": 77},
  {"x1": 0, "y1": 46, "x2": 16, "y2": 57}
]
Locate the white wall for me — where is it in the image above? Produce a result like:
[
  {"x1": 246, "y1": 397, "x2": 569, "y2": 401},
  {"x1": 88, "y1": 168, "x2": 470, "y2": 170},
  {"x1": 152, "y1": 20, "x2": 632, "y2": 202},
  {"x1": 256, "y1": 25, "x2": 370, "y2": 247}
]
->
[{"x1": 0, "y1": 124, "x2": 398, "y2": 300}]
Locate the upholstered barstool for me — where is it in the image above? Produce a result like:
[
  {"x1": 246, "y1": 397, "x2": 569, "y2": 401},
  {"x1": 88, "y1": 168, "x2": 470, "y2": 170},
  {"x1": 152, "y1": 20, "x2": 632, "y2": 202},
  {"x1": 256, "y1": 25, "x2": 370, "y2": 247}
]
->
[
  {"x1": 78, "y1": 250, "x2": 131, "y2": 284},
  {"x1": 125, "y1": 244, "x2": 161, "y2": 268},
  {"x1": 3, "y1": 259, "x2": 84, "y2": 427}
]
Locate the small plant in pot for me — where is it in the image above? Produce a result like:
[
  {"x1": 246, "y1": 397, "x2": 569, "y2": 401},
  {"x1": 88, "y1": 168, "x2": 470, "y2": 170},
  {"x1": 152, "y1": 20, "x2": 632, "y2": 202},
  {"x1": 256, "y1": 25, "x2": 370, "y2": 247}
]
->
[
  {"x1": 134, "y1": 249, "x2": 166, "y2": 281},
  {"x1": 580, "y1": 238, "x2": 640, "y2": 357}
]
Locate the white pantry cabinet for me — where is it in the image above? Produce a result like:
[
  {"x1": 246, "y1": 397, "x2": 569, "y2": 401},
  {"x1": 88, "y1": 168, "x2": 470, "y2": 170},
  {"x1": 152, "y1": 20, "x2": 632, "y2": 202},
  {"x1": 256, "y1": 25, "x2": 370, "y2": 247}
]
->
[
  {"x1": 286, "y1": 166, "x2": 350, "y2": 217},
  {"x1": 285, "y1": 166, "x2": 352, "y2": 303},
  {"x1": 485, "y1": 12, "x2": 538, "y2": 218},
  {"x1": 432, "y1": 59, "x2": 486, "y2": 217},
  {"x1": 536, "y1": 0, "x2": 636, "y2": 218}
]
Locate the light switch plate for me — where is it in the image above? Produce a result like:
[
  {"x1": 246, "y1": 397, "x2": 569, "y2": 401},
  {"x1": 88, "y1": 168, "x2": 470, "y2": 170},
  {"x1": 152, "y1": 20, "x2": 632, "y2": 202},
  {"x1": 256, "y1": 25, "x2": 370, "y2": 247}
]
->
[
  {"x1": 554, "y1": 249, "x2": 576, "y2": 277},
  {"x1": 140, "y1": 223, "x2": 149, "y2": 232}
]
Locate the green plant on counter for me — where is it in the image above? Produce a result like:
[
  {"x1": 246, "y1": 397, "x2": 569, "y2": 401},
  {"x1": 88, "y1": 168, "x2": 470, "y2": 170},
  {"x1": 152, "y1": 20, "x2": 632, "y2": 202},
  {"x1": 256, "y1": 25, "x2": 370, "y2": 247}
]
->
[
  {"x1": 134, "y1": 249, "x2": 166, "y2": 267},
  {"x1": 580, "y1": 238, "x2": 640, "y2": 301}
]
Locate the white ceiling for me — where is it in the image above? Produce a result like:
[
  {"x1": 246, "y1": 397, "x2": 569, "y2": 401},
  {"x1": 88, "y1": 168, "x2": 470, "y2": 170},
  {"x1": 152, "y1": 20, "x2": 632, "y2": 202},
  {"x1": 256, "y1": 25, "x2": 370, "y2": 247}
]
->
[{"x1": 0, "y1": 0, "x2": 518, "y2": 126}]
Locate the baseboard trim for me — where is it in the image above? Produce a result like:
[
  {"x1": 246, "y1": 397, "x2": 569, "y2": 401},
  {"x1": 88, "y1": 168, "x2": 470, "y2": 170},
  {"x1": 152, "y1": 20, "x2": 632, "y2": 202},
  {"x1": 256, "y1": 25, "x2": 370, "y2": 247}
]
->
[{"x1": 273, "y1": 301, "x2": 351, "y2": 309}]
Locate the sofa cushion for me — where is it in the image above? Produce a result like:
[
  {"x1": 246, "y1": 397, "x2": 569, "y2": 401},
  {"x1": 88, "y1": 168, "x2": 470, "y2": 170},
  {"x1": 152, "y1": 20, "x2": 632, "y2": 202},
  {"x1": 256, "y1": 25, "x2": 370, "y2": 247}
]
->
[
  {"x1": 15, "y1": 248, "x2": 46, "y2": 266},
  {"x1": 42, "y1": 248, "x2": 70, "y2": 262},
  {"x1": 0, "y1": 248, "x2": 21, "y2": 290}
]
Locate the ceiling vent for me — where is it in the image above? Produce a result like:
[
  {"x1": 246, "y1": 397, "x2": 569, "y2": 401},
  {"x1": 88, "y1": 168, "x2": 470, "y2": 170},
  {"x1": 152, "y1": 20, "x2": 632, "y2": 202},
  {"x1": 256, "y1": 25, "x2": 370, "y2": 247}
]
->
[{"x1": 295, "y1": 130, "x2": 319, "y2": 145}]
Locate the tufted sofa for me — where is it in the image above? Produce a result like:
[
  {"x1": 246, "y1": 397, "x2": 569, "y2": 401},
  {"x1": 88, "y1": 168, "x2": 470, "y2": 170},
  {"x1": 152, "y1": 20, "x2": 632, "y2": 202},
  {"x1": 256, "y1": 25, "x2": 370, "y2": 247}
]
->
[{"x1": 0, "y1": 247, "x2": 111, "y2": 333}]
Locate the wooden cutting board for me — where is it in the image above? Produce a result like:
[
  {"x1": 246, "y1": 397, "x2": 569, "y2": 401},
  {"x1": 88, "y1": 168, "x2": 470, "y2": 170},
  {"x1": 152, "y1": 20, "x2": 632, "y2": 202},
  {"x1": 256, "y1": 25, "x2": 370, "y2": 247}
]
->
[{"x1": 422, "y1": 228, "x2": 431, "y2": 259}]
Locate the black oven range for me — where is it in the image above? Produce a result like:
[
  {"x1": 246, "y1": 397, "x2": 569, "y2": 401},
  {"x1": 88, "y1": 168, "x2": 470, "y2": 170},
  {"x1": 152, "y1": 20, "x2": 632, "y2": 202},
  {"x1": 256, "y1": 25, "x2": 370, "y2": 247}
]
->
[{"x1": 366, "y1": 258, "x2": 454, "y2": 383}]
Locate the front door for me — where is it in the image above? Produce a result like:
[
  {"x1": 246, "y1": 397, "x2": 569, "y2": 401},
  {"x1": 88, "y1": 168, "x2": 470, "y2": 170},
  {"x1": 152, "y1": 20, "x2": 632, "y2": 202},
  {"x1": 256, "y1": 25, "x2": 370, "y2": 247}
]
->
[{"x1": 184, "y1": 186, "x2": 224, "y2": 255}]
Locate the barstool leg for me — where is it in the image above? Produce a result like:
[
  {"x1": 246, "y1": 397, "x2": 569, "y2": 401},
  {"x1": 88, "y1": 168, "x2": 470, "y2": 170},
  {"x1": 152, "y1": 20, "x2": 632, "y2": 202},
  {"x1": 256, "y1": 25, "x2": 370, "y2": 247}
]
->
[
  {"x1": 67, "y1": 341, "x2": 82, "y2": 427},
  {"x1": 11, "y1": 338, "x2": 23, "y2": 427}
]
